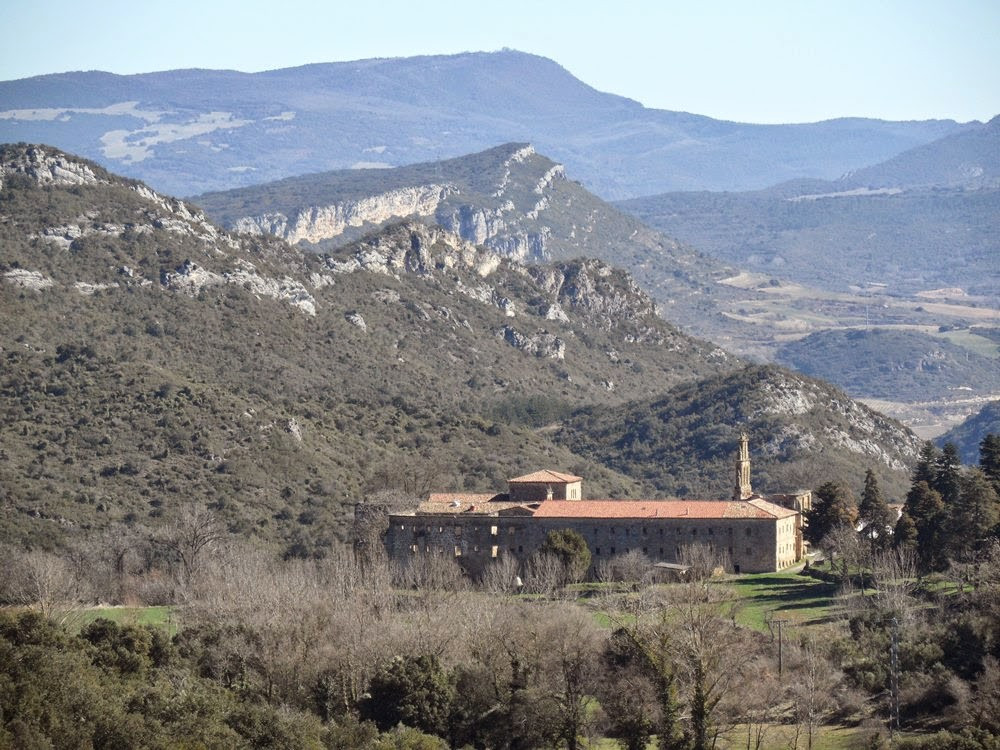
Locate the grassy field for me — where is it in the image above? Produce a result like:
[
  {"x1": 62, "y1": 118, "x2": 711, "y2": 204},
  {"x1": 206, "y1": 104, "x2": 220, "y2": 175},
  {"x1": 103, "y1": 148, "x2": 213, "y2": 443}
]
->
[
  {"x1": 581, "y1": 722, "x2": 901, "y2": 749},
  {"x1": 722, "y1": 569, "x2": 842, "y2": 632},
  {"x1": 67, "y1": 605, "x2": 180, "y2": 636}
]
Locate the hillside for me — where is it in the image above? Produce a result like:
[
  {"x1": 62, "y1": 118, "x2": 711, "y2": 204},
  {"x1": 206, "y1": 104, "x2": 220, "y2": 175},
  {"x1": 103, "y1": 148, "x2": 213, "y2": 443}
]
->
[
  {"x1": 842, "y1": 114, "x2": 1000, "y2": 189},
  {"x1": 0, "y1": 143, "x2": 730, "y2": 552},
  {"x1": 194, "y1": 142, "x2": 754, "y2": 340},
  {"x1": 937, "y1": 400, "x2": 1000, "y2": 464},
  {"x1": 0, "y1": 145, "x2": 924, "y2": 552},
  {"x1": 776, "y1": 328, "x2": 1000, "y2": 402},
  {"x1": 616, "y1": 119, "x2": 1000, "y2": 297},
  {"x1": 0, "y1": 50, "x2": 970, "y2": 199},
  {"x1": 556, "y1": 365, "x2": 922, "y2": 502}
]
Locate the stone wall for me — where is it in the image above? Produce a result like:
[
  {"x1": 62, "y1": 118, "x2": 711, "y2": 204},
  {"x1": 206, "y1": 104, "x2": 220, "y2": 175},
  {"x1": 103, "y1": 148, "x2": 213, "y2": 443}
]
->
[{"x1": 385, "y1": 510, "x2": 801, "y2": 578}]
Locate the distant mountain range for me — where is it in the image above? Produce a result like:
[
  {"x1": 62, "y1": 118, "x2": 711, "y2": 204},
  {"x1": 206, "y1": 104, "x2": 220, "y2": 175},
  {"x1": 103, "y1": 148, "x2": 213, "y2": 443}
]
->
[
  {"x1": 937, "y1": 401, "x2": 1000, "y2": 464},
  {"x1": 0, "y1": 50, "x2": 975, "y2": 199},
  {"x1": 617, "y1": 116, "x2": 1000, "y2": 297},
  {"x1": 0, "y1": 144, "x2": 921, "y2": 552}
]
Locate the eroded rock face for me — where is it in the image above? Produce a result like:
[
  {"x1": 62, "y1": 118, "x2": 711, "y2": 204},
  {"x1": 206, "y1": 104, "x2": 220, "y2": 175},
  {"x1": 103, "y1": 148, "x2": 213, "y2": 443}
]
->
[
  {"x1": 160, "y1": 259, "x2": 317, "y2": 316},
  {"x1": 0, "y1": 145, "x2": 107, "y2": 190},
  {"x1": 234, "y1": 185, "x2": 456, "y2": 244}
]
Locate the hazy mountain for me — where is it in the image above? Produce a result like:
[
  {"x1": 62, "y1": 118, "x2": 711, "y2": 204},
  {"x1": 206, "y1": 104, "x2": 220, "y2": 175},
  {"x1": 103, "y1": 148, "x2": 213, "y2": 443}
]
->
[
  {"x1": 0, "y1": 144, "x2": 920, "y2": 551},
  {"x1": 841, "y1": 115, "x2": 1000, "y2": 189},
  {"x1": 937, "y1": 401, "x2": 1000, "y2": 464},
  {"x1": 776, "y1": 328, "x2": 1000, "y2": 402},
  {"x1": 616, "y1": 120, "x2": 1000, "y2": 297},
  {"x1": 0, "y1": 50, "x2": 971, "y2": 199}
]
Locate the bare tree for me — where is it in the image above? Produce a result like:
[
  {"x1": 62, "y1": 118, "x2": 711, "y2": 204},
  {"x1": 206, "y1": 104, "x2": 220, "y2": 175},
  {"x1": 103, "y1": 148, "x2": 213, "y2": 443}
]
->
[
  {"x1": 396, "y1": 552, "x2": 466, "y2": 592},
  {"x1": 1, "y1": 546, "x2": 84, "y2": 622},
  {"x1": 869, "y1": 547, "x2": 920, "y2": 623},
  {"x1": 598, "y1": 550, "x2": 653, "y2": 584},
  {"x1": 480, "y1": 553, "x2": 522, "y2": 595},
  {"x1": 522, "y1": 551, "x2": 565, "y2": 596},
  {"x1": 679, "y1": 543, "x2": 731, "y2": 581},
  {"x1": 158, "y1": 503, "x2": 226, "y2": 592},
  {"x1": 786, "y1": 645, "x2": 842, "y2": 750}
]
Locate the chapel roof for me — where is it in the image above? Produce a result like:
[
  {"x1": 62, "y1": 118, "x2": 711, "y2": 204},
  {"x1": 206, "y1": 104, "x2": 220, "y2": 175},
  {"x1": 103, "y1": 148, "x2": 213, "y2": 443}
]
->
[{"x1": 508, "y1": 469, "x2": 582, "y2": 484}]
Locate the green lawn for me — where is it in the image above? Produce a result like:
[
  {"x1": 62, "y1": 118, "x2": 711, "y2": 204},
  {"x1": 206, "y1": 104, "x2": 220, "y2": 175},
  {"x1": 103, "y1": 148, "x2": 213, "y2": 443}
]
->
[
  {"x1": 68, "y1": 606, "x2": 180, "y2": 636},
  {"x1": 722, "y1": 570, "x2": 841, "y2": 632}
]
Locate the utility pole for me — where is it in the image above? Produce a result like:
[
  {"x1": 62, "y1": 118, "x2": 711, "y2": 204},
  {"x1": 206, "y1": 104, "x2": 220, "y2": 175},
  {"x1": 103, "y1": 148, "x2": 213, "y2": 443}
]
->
[
  {"x1": 772, "y1": 617, "x2": 789, "y2": 679},
  {"x1": 890, "y1": 617, "x2": 901, "y2": 735}
]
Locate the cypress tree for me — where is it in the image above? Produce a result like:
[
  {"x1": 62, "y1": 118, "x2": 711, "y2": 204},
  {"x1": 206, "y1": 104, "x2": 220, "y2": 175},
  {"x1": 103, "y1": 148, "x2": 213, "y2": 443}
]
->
[{"x1": 858, "y1": 469, "x2": 892, "y2": 553}]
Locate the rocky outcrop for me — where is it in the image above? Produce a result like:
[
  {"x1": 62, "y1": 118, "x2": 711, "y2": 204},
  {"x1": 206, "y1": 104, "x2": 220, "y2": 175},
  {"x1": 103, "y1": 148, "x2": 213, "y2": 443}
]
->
[
  {"x1": 3, "y1": 269, "x2": 55, "y2": 291},
  {"x1": 0, "y1": 145, "x2": 108, "y2": 190},
  {"x1": 161, "y1": 259, "x2": 317, "y2": 316},
  {"x1": 497, "y1": 325, "x2": 565, "y2": 359},
  {"x1": 234, "y1": 184, "x2": 456, "y2": 244}
]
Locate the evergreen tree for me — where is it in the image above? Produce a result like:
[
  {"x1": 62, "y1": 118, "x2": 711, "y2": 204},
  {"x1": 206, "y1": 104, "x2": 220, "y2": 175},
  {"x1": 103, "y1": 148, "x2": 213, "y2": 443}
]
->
[
  {"x1": 360, "y1": 654, "x2": 455, "y2": 738},
  {"x1": 934, "y1": 443, "x2": 963, "y2": 506},
  {"x1": 947, "y1": 469, "x2": 1000, "y2": 562},
  {"x1": 858, "y1": 469, "x2": 892, "y2": 553},
  {"x1": 980, "y1": 434, "x2": 1000, "y2": 497},
  {"x1": 539, "y1": 529, "x2": 592, "y2": 583},
  {"x1": 913, "y1": 442, "x2": 939, "y2": 486},
  {"x1": 905, "y1": 481, "x2": 946, "y2": 572},
  {"x1": 805, "y1": 482, "x2": 858, "y2": 547},
  {"x1": 893, "y1": 511, "x2": 918, "y2": 554}
]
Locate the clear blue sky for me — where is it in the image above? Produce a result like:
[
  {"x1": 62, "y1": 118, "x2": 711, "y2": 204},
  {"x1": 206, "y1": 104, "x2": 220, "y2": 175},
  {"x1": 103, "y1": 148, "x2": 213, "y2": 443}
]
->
[{"x1": 2, "y1": 0, "x2": 997, "y2": 124}]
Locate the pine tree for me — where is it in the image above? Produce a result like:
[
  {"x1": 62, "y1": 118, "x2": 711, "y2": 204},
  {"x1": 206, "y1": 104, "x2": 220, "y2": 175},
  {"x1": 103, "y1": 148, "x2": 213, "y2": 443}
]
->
[
  {"x1": 934, "y1": 443, "x2": 963, "y2": 506},
  {"x1": 980, "y1": 434, "x2": 1000, "y2": 497},
  {"x1": 913, "y1": 442, "x2": 939, "y2": 486},
  {"x1": 893, "y1": 511, "x2": 918, "y2": 554},
  {"x1": 858, "y1": 469, "x2": 892, "y2": 553},
  {"x1": 805, "y1": 482, "x2": 858, "y2": 547},
  {"x1": 905, "y1": 481, "x2": 946, "y2": 572},
  {"x1": 947, "y1": 469, "x2": 1000, "y2": 562}
]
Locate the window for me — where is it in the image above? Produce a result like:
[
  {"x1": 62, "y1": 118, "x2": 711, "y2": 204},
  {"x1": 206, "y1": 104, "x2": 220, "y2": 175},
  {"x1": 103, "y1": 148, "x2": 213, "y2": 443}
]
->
[
  {"x1": 746, "y1": 528, "x2": 752, "y2": 537},
  {"x1": 490, "y1": 525, "x2": 498, "y2": 536},
  {"x1": 610, "y1": 547, "x2": 616, "y2": 554},
  {"x1": 491, "y1": 546, "x2": 498, "y2": 558},
  {"x1": 454, "y1": 546, "x2": 462, "y2": 557},
  {"x1": 595, "y1": 547, "x2": 601, "y2": 555},
  {"x1": 708, "y1": 528, "x2": 714, "y2": 536}
]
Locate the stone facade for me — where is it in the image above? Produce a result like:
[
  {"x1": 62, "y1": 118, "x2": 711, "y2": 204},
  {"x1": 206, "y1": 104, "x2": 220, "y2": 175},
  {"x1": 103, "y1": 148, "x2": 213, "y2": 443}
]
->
[{"x1": 381, "y1": 436, "x2": 807, "y2": 578}]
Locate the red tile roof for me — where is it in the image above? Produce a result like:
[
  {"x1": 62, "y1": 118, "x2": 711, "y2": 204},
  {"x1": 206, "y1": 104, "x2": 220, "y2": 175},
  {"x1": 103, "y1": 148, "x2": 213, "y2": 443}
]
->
[
  {"x1": 509, "y1": 470, "x2": 582, "y2": 484},
  {"x1": 532, "y1": 499, "x2": 790, "y2": 520}
]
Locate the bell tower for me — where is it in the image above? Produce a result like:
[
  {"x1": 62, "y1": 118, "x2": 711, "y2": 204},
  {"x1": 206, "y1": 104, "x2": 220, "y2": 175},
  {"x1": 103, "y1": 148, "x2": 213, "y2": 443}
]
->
[{"x1": 733, "y1": 431, "x2": 753, "y2": 501}]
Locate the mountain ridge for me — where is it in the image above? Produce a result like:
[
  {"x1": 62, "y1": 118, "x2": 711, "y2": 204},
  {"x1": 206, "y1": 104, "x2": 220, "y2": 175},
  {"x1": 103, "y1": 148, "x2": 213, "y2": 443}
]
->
[{"x1": 0, "y1": 50, "x2": 973, "y2": 198}]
